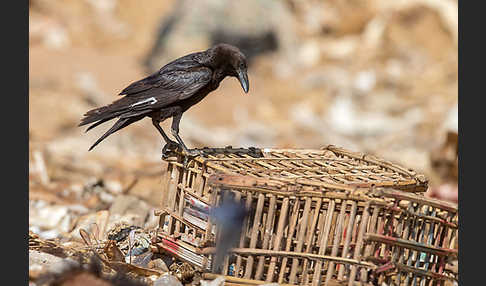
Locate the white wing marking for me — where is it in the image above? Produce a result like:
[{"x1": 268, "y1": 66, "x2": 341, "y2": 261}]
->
[{"x1": 131, "y1": 97, "x2": 157, "y2": 107}]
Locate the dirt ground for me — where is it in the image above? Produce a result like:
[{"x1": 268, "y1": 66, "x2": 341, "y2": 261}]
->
[{"x1": 29, "y1": 0, "x2": 458, "y2": 285}]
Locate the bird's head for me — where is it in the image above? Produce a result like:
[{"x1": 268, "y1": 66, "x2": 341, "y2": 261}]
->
[{"x1": 209, "y1": 43, "x2": 249, "y2": 93}]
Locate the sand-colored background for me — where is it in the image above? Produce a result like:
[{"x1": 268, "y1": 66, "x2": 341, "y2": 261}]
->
[{"x1": 29, "y1": 0, "x2": 458, "y2": 239}]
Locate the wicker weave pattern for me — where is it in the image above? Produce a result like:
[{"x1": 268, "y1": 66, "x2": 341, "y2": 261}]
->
[
  {"x1": 154, "y1": 147, "x2": 456, "y2": 285},
  {"x1": 170, "y1": 145, "x2": 428, "y2": 192}
]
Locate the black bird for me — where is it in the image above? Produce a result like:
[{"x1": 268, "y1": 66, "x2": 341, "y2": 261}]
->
[{"x1": 79, "y1": 43, "x2": 249, "y2": 156}]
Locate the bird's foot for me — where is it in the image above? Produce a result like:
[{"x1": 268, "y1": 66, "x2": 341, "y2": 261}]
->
[
  {"x1": 184, "y1": 148, "x2": 203, "y2": 157},
  {"x1": 181, "y1": 148, "x2": 204, "y2": 167},
  {"x1": 161, "y1": 141, "x2": 181, "y2": 159}
]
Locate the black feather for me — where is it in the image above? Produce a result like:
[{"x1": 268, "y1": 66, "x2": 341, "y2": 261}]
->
[
  {"x1": 79, "y1": 43, "x2": 249, "y2": 151},
  {"x1": 88, "y1": 116, "x2": 143, "y2": 151}
]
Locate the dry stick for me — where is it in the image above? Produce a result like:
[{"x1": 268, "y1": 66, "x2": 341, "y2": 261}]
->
[
  {"x1": 347, "y1": 202, "x2": 371, "y2": 286},
  {"x1": 266, "y1": 197, "x2": 289, "y2": 282},
  {"x1": 396, "y1": 203, "x2": 415, "y2": 284},
  {"x1": 302, "y1": 198, "x2": 323, "y2": 284},
  {"x1": 167, "y1": 163, "x2": 180, "y2": 234},
  {"x1": 193, "y1": 162, "x2": 204, "y2": 196},
  {"x1": 255, "y1": 194, "x2": 276, "y2": 280},
  {"x1": 312, "y1": 200, "x2": 336, "y2": 286},
  {"x1": 411, "y1": 206, "x2": 432, "y2": 286},
  {"x1": 316, "y1": 207, "x2": 327, "y2": 246},
  {"x1": 235, "y1": 192, "x2": 253, "y2": 277},
  {"x1": 202, "y1": 248, "x2": 377, "y2": 268},
  {"x1": 327, "y1": 206, "x2": 339, "y2": 272},
  {"x1": 289, "y1": 197, "x2": 312, "y2": 284},
  {"x1": 338, "y1": 201, "x2": 357, "y2": 281},
  {"x1": 420, "y1": 208, "x2": 437, "y2": 286},
  {"x1": 404, "y1": 203, "x2": 422, "y2": 285},
  {"x1": 430, "y1": 211, "x2": 448, "y2": 282},
  {"x1": 387, "y1": 204, "x2": 407, "y2": 285},
  {"x1": 175, "y1": 167, "x2": 188, "y2": 235},
  {"x1": 244, "y1": 193, "x2": 266, "y2": 279},
  {"x1": 310, "y1": 207, "x2": 327, "y2": 285},
  {"x1": 278, "y1": 198, "x2": 300, "y2": 284},
  {"x1": 160, "y1": 163, "x2": 172, "y2": 212},
  {"x1": 382, "y1": 208, "x2": 399, "y2": 285},
  {"x1": 325, "y1": 199, "x2": 348, "y2": 285},
  {"x1": 360, "y1": 205, "x2": 380, "y2": 282},
  {"x1": 202, "y1": 273, "x2": 295, "y2": 286},
  {"x1": 374, "y1": 211, "x2": 391, "y2": 286}
]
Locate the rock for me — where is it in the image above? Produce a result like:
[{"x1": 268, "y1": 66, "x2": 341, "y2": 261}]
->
[
  {"x1": 29, "y1": 250, "x2": 79, "y2": 278},
  {"x1": 153, "y1": 274, "x2": 182, "y2": 286},
  {"x1": 107, "y1": 195, "x2": 151, "y2": 229},
  {"x1": 29, "y1": 202, "x2": 73, "y2": 239},
  {"x1": 200, "y1": 276, "x2": 225, "y2": 286},
  {"x1": 29, "y1": 204, "x2": 68, "y2": 230},
  {"x1": 70, "y1": 210, "x2": 110, "y2": 241},
  {"x1": 29, "y1": 250, "x2": 64, "y2": 269},
  {"x1": 148, "y1": 258, "x2": 169, "y2": 272}
]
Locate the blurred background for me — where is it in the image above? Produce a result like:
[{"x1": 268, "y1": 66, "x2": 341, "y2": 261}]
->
[{"x1": 29, "y1": 0, "x2": 458, "y2": 240}]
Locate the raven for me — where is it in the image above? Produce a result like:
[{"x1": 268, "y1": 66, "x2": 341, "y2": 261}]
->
[{"x1": 79, "y1": 43, "x2": 249, "y2": 156}]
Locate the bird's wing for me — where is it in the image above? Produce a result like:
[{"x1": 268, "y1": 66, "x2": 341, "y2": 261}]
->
[{"x1": 116, "y1": 66, "x2": 212, "y2": 112}]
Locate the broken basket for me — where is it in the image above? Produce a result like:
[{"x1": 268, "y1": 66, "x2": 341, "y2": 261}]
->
[{"x1": 153, "y1": 146, "x2": 457, "y2": 285}]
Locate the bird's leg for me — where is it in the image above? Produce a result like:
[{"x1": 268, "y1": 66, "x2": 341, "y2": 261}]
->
[
  {"x1": 152, "y1": 119, "x2": 179, "y2": 157},
  {"x1": 171, "y1": 113, "x2": 202, "y2": 158}
]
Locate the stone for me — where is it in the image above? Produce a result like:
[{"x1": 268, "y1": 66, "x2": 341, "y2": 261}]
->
[{"x1": 153, "y1": 274, "x2": 182, "y2": 286}]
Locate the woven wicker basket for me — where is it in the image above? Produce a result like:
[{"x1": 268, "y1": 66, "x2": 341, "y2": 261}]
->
[{"x1": 154, "y1": 146, "x2": 457, "y2": 285}]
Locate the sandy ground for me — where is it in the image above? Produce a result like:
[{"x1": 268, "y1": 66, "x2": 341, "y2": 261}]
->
[{"x1": 29, "y1": 0, "x2": 458, "y2": 284}]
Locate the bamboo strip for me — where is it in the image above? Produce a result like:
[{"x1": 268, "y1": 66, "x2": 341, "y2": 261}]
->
[
  {"x1": 338, "y1": 200, "x2": 357, "y2": 281},
  {"x1": 255, "y1": 195, "x2": 276, "y2": 280},
  {"x1": 202, "y1": 273, "x2": 293, "y2": 286},
  {"x1": 167, "y1": 164, "x2": 181, "y2": 234},
  {"x1": 200, "y1": 248, "x2": 376, "y2": 268},
  {"x1": 244, "y1": 193, "x2": 265, "y2": 278},
  {"x1": 289, "y1": 197, "x2": 312, "y2": 283},
  {"x1": 325, "y1": 199, "x2": 347, "y2": 285},
  {"x1": 175, "y1": 169, "x2": 188, "y2": 235},
  {"x1": 278, "y1": 198, "x2": 300, "y2": 284},
  {"x1": 347, "y1": 202, "x2": 371, "y2": 286},
  {"x1": 301, "y1": 198, "x2": 322, "y2": 284},
  {"x1": 266, "y1": 197, "x2": 289, "y2": 282},
  {"x1": 312, "y1": 200, "x2": 336, "y2": 286},
  {"x1": 360, "y1": 206, "x2": 380, "y2": 282}
]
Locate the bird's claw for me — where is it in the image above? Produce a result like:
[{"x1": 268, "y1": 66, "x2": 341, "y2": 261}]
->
[
  {"x1": 161, "y1": 141, "x2": 180, "y2": 159},
  {"x1": 182, "y1": 149, "x2": 204, "y2": 167},
  {"x1": 184, "y1": 148, "x2": 203, "y2": 157}
]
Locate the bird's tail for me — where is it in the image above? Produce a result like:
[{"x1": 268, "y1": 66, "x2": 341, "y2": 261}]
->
[
  {"x1": 79, "y1": 98, "x2": 129, "y2": 130},
  {"x1": 87, "y1": 116, "x2": 143, "y2": 151},
  {"x1": 79, "y1": 97, "x2": 145, "y2": 150}
]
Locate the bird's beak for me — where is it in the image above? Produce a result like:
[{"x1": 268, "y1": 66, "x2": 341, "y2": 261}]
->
[{"x1": 237, "y1": 70, "x2": 249, "y2": 94}]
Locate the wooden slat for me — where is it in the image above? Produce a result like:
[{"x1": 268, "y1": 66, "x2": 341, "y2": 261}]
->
[{"x1": 266, "y1": 197, "x2": 289, "y2": 282}]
